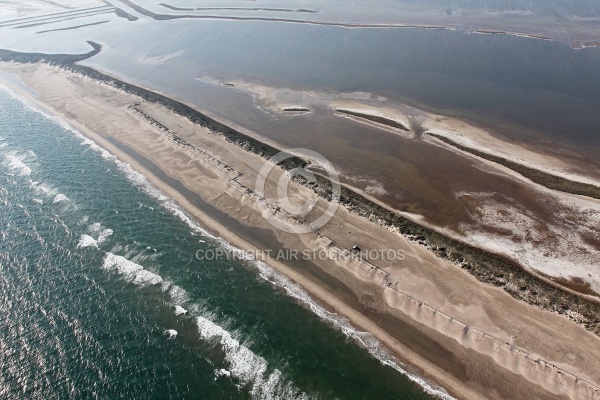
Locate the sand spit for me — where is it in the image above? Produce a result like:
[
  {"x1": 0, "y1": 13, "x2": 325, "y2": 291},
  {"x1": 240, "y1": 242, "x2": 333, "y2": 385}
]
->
[
  {"x1": 4, "y1": 44, "x2": 599, "y2": 312},
  {"x1": 422, "y1": 118, "x2": 600, "y2": 187},
  {"x1": 467, "y1": 29, "x2": 551, "y2": 41},
  {"x1": 115, "y1": 0, "x2": 459, "y2": 31},
  {"x1": 2, "y1": 60, "x2": 600, "y2": 399},
  {"x1": 159, "y1": 3, "x2": 318, "y2": 14},
  {"x1": 0, "y1": 61, "x2": 596, "y2": 398},
  {"x1": 201, "y1": 77, "x2": 416, "y2": 138},
  {"x1": 334, "y1": 108, "x2": 410, "y2": 131},
  {"x1": 426, "y1": 132, "x2": 600, "y2": 200}
]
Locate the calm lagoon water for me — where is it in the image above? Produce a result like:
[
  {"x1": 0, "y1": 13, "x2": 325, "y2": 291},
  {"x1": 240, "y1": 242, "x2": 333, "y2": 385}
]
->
[{"x1": 82, "y1": 19, "x2": 600, "y2": 147}]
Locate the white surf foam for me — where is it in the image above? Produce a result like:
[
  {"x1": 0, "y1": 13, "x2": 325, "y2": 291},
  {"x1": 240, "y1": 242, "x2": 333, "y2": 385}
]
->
[
  {"x1": 215, "y1": 368, "x2": 231, "y2": 379},
  {"x1": 167, "y1": 284, "x2": 190, "y2": 306},
  {"x1": 77, "y1": 234, "x2": 98, "y2": 249},
  {"x1": 88, "y1": 222, "x2": 103, "y2": 233},
  {"x1": 174, "y1": 305, "x2": 188, "y2": 316},
  {"x1": 97, "y1": 228, "x2": 113, "y2": 244},
  {"x1": 102, "y1": 252, "x2": 163, "y2": 286},
  {"x1": 3, "y1": 153, "x2": 32, "y2": 176},
  {"x1": 52, "y1": 194, "x2": 69, "y2": 203},
  {"x1": 138, "y1": 202, "x2": 154, "y2": 210},
  {"x1": 29, "y1": 180, "x2": 56, "y2": 196},
  {"x1": 164, "y1": 329, "x2": 178, "y2": 339},
  {"x1": 197, "y1": 316, "x2": 312, "y2": 400}
]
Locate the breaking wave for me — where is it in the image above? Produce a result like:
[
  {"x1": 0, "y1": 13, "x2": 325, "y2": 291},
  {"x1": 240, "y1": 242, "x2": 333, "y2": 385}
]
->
[
  {"x1": 77, "y1": 234, "x2": 98, "y2": 249},
  {"x1": 3, "y1": 153, "x2": 32, "y2": 176},
  {"x1": 53, "y1": 194, "x2": 69, "y2": 203},
  {"x1": 102, "y1": 253, "x2": 163, "y2": 287},
  {"x1": 97, "y1": 228, "x2": 113, "y2": 244},
  {"x1": 197, "y1": 316, "x2": 313, "y2": 400},
  {"x1": 100, "y1": 250, "x2": 315, "y2": 400}
]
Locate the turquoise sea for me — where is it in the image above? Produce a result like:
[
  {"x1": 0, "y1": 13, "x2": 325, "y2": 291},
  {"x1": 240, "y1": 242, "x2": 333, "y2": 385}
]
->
[{"x1": 0, "y1": 87, "x2": 443, "y2": 399}]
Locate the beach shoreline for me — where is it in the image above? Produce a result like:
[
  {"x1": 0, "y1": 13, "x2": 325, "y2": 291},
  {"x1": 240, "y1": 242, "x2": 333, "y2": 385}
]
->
[
  {"x1": 115, "y1": 0, "x2": 600, "y2": 49},
  {"x1": 2, "y1": 61, "x2": 600, "y2": 399}
]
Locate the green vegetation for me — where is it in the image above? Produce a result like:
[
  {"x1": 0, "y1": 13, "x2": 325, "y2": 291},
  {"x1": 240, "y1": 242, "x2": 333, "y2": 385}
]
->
[
  {"x1": 283, "y1": 107, "x2": 310, "y2": 112},
  {"x1": 0, "y1": 41, "x2": 102, "y2": 64},
  {"x1": 336, "y1": 109, "x2": 409, "y2": 131}
]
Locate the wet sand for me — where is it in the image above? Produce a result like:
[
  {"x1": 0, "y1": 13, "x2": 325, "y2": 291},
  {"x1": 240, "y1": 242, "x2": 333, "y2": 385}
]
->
[{"x1": 2, "y1": 62, "x2": 600, "y2": 399}]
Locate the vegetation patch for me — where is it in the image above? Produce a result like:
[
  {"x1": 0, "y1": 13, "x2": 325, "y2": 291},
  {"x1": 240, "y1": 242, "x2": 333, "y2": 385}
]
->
[
  {"x1": 283, "y1": 107, "x2": 310, "y2": 112},
  {"x1": 336, "y1": 109, "x2": 409, "y2": 131}
]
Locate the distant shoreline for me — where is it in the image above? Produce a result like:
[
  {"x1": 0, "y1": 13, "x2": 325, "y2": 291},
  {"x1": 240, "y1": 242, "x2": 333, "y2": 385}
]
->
[{"x1": 114, "y1": 0, "x2": 600, "y2": 49}]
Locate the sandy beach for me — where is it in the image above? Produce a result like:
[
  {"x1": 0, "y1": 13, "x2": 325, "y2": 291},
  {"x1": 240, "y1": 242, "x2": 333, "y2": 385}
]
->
[{"x1": 1, "y1": 61, "x2": 600, "y2": 399}]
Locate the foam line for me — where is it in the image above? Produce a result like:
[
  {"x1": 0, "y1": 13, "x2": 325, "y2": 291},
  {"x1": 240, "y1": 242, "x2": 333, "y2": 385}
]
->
[
  {"x1": 103, "y1": 252, "x2": 163, "y2": 286},
  {"x1": 77, "y1": 234, "x2": 98, "y2": 249}
]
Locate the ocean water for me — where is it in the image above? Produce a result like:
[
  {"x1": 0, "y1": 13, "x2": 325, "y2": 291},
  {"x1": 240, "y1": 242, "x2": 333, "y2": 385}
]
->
[{"x1": 0, "y1": 89, "x2": 442, "y2": 399}]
